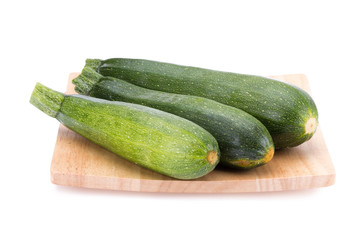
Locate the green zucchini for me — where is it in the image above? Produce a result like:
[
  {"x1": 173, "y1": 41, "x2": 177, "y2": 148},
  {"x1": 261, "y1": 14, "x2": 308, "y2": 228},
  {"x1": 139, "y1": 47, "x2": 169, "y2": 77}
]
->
[
  {"x1": 30, "y1": 83, "x2": 220, "y2": 179},
  {"x1": 84, "y1": 58, "x2": 319, "y2": 149},
  {"x1": 73, "y1": 67, "x2": 274, "y2": 169}
]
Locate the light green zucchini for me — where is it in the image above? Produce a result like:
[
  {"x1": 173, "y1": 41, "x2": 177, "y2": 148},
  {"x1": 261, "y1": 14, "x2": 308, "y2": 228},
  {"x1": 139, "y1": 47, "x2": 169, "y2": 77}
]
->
[{"x1": 30, "y1": 83, "x2": 220, "y2": 179}]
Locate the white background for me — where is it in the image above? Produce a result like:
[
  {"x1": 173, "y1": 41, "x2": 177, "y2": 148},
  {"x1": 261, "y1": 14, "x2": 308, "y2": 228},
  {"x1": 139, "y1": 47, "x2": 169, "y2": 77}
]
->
[{"x1": 1, "y1": 0, "x2": 359, "y2": 239}]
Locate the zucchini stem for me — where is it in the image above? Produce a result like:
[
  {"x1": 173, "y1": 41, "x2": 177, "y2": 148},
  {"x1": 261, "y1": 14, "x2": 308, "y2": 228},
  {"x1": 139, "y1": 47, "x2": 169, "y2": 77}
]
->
[
  {"x1": 85, "y1": 58, "x2": 102, "y2": 70},
  {"x1": 72, "y1": 66, "x2": 103, "y2": 95},
  {"x1": 30, "y1": 83, "x2": 65, "y2": 118}
]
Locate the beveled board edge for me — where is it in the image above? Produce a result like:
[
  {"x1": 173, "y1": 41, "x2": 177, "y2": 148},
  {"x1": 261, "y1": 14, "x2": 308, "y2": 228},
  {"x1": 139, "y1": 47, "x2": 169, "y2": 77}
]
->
[{"x1": 51, "y1": 171, "x2": 335, "y2": 193}]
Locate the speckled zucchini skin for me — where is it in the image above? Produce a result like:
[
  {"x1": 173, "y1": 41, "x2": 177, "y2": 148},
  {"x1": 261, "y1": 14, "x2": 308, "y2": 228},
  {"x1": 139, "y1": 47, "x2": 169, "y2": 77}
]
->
[
  {"x1": 72, "y1": 68, "x2": 274, "y2": 169},
  {"x1": 86, "y1": 58, "x2": 319, "y2": 149},
  {"x1": 30, "y1": 83, "x2": 220, "y2": 179}
]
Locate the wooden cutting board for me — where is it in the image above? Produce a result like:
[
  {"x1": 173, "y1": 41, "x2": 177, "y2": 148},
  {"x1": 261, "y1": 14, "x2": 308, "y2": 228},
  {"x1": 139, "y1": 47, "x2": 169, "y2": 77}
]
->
[{"x1": 50, "y1": 73, "x2": 335, "y2": 193}]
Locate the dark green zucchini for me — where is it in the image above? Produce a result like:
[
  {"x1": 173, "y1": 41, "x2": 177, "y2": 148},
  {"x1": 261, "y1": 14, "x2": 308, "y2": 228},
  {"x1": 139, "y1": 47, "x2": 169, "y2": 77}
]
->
[
  {"x1": 30, "y1": 83, "x2": 220, "y2": 179},
  {"x1": 73, "y1": 67, "x2": 274, "y2": 169},
  {"x1": 83, "y1": 58, "x2": 319, "y2": 149}
]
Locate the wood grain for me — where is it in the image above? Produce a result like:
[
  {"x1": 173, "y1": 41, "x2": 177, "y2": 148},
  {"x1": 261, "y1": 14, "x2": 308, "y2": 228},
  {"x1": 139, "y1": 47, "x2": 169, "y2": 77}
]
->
[{"x1": 50, "y1": 73, "x2": 335, "y2": 193}]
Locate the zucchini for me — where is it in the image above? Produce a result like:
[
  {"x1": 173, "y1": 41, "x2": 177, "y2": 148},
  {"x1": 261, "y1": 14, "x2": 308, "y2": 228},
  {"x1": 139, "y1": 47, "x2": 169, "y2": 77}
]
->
[
  {"x1": 30, "y1": 83, "x2": 220, "y2": 179},
  {"x1": 73, "y1": 67, "x2": 275, "y2": 169},
  {"x1": 84, "y1": 58, "x2": 319, "y2": 149}
]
